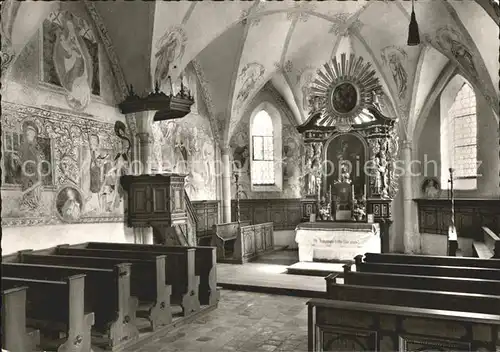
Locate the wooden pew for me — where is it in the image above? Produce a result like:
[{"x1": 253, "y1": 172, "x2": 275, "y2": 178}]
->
[
  {"x1": 2, "y1": 261, "x2": 139, "y2": 349},
  {"x1": 54, "y1": 246, "x2": 200, "y2": 316},
  {"x1": 308, "y1": 298, "x2": 500, "y2": 351},
  {"x1": 363, "y1": 252, "x2": 500, "y2": 268},
  {"x1": 2, "y1": 286, "x2": 40, "y2": 352},
  {"x1": 325, "y1": 274, "x2": 500, "y2": 315},
  {"x1": 2, "y1": 275, "x2": 94, "y2": 352},
  {"x1": 18, "y1": 251, "x2": 171, "y2": 332},
  {"x1": 342, "y1": 264, "x2": 500, "y2": 295},
  {"x1": 211, "y1": 221, "x2": 251, "y2": 261},
  {"x1": 354, "y1": 255, "x2": 500, "y2": 280},
  {"x1": 81, "y1": 242, "x2": 220, "y2": 306},
  {"x1": 473, "y1": 226, "x2": 500, "y2": 259}
]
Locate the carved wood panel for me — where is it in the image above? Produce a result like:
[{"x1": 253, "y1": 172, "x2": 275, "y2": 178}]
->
[
  {"x1": 416, "y1": 199, "x2": 500, "y2": 239},
  {"x1": 309, "y1": 300, "x2": 500, "y2": 352},
  {"x1": 232, "y1": 199, "x2": 302, "y2": 230},
  {"x1": 192, "y1": 200, "x2": 219, "y2": 240}
]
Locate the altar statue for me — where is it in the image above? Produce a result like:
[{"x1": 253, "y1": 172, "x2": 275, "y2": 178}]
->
[
  {"x1": 379, "y1": 147, "x2": 389, "y2": 198},
  {"x1": 304, "y1": 145, "x2": 315, "y2": 195},
  {"x1": 339, "y1": 162, "x2": 352, "y2": 184},
  {"x1": 318, "y1": 196, "x2": 333, "y2": 221}
]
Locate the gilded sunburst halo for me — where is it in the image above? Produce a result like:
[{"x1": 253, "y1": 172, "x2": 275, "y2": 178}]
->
[{"x1": 310, "y1": 53, "x2": 383, "y2": 132}]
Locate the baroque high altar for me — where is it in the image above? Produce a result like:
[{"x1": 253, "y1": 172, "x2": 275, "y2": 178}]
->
[{"x1": 295, "y1": 53, "x2": 399, "y2": 261}]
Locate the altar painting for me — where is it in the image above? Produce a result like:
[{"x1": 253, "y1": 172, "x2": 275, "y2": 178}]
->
[{"x1": 325, "y1": 133, "x2": 366, "y2": 199}]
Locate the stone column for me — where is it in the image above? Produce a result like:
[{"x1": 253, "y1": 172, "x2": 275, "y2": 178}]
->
[
  {"x1": 221, "y1": 146, "x2": 232, "y2": 223},
  {"x1": 401, "y1": 140, "x2": 419, "y2": 253},
  {"x1": 133, "y1": 111, "x2": 156, "y2": 244}
]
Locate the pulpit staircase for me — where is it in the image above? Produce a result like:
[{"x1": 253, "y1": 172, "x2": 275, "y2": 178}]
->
[{"x1": 161, "y1": 191, "x2": 199, "y2": 246}]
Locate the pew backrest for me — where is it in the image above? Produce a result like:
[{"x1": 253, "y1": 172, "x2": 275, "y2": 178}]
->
[
  {"x1": 325, "y1": 281, "x2": 500, "y2": 315},
  {"x1": 355, "y1": 261, "x2": 500, "y2": 280},
  {"x1": 308, "y1": 298, "x2": 500, "y2": 352},
  {"x1": 344, "y1": 270, "x2": 500, "y2": 295},
  {"x1": 363, "y1": 252, "x2": 500, "y2": 268}
]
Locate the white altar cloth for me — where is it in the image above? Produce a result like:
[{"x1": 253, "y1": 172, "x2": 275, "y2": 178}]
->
[{"x1": 295, "y1": 222, "x2": 380, "y2": 262}]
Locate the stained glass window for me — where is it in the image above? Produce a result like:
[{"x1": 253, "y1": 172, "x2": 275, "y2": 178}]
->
[
  {"x1": 443, "y1": 82, "x2": 477, "y2": 189},
  {"x1": 251, "y1": 111, "x2": 275, "y2": 185}
]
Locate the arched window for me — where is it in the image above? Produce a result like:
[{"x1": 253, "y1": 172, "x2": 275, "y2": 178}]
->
[
  {"x1": 441, "y1": 80, "x2": 477, "y2": 190},
  {"x1": 251, "y1": 110, "x2": 275, "y2": 185}
]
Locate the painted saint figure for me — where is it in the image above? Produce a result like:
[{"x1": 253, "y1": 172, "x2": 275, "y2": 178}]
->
[
  {"x1": 387, "y1": 53, "x2": 407, "y2": 100},
  {"x1": 61, "y1": 188, "x2": 81, "y2": 221},
  {"x1": 19, "y1": 121, "x2": 45, "y2": 211},
  {"x1": 81, "y1": 134, "x2": 108, "y2": 213}
]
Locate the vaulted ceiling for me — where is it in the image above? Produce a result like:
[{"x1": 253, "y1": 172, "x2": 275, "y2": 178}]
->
[{"x1": 3, "y1": 0, "x2": 499, "y2": 145}]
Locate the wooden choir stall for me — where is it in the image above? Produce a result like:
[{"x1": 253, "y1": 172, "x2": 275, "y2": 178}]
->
[{"x1": 293, "y1": 53, "x2": 398, "y2": 268}]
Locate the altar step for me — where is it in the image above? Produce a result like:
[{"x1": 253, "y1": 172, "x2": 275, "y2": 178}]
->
[{"x1": 286, "y1": 261, "x2": 355, "y2": 277}]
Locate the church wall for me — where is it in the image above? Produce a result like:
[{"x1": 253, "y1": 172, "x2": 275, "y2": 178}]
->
[
  {"x1": 1, "y1": 3, "x2": 132, "y2": 255},
  {"x1": 416, "y1": 86, "x2": 499, "y2": 198},
  {"x1": 390, "y1": 178, "x2": 405, "y2": 253},
  {"x1": 414, "y1": 81, "x2": 499, "y2": 254},
  {"x1": 229, "y1": 89, "x2": 304, "y2": 200}
]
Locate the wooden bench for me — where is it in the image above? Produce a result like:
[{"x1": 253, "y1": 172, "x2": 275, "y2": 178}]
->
[
  {"x1": 2, "y1": 260, "x2": 139, "y2": 349},
  {"x1": 2, "y1": 275, "x2": 94, "y2": 352},
  {"x1": 363, "y1": 252, "x2": 500, "y2": 268},
  {"x1": 55, "y1": 245, "x2": 200, "y2": 316},
  {"x1": 307, "y1": 298, "x2": 500, "y2": 351},
  {"x1": 2, "y1": 286, "x2": 40, "y2": 352},
  {"x1": 237, "y1": 222, "x2": 274, "y2": 263},
  {"x1": 473, "y1": 227, "x2": 500, "y2": 259},
  {"x1": 18, "y1": 251, "x2": 170, "y2": 333},
  {"x1": 343, "y1": 264, "x2": 500, "y2": 295},
  {"x1": 354, "y1": 255, "x2": 500, "y2": 280},
  {"x1": 212, "y1": 221, "x2": 251, "y2": 261},
  {"x1": 326, "y1": 274, "x2": 500, "y2": 315},
  {"x1": 82, "y1": 242, "x2": 220, "y2": 306}
]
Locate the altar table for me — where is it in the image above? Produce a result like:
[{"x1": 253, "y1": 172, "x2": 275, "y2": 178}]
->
[{"x1": 295, "y1": 222, "x2": 380, "y2": 262}]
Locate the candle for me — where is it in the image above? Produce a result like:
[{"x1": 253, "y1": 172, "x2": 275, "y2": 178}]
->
[
  {"x1": 364, "y1": 184, "x2": 367, "y2": 197},
  {"x1": 351, "y1": 184, "x2": 354, "y2": 199}
]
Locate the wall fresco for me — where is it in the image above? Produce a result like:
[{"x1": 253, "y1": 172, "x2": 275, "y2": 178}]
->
[
  {"x1": 42, "y1": 10, "x2": 100, "y2": 111},
  {"x1": 152, "y1": 113, "x2": 217, "y2": 201},
  {"x1": 1, "y1": 103, "x2": 127, "y2": 226}
]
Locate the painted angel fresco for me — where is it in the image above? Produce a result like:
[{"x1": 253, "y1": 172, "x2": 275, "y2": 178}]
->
[
  {"x1": 154, "y1": 27, "x2": 186, "y2": 88},
  {"x1": 381, "y1": 47, "x2": 408, "y2": 101},
  {"x1": 43, "y1": 11, "x2": 99, "y2": 111},
  {"x1": 53, "y1": 13, "x2": 93, "y2": 110}
]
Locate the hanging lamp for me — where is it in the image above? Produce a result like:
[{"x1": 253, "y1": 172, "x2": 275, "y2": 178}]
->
[{"x1": 407, "y1": 0, "x2": 421, "y2": 46}]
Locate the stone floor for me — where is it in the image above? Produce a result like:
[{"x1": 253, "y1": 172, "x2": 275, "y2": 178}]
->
[{"x1": 129, "y1": 290, "x2": 309, "y2": 352}]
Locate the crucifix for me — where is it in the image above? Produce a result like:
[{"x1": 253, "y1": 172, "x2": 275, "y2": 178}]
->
[
  {"x1": 447, "y1": 168, "x2": 459, "y2": 255},
  {"x1": 234, "y1": 173, "x2": 241, "y2": 224}
]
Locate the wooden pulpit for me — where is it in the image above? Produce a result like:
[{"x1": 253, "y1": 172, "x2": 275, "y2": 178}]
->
[{"x1": 121, "y1": 174, "x2": 188, "y2": 244}]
